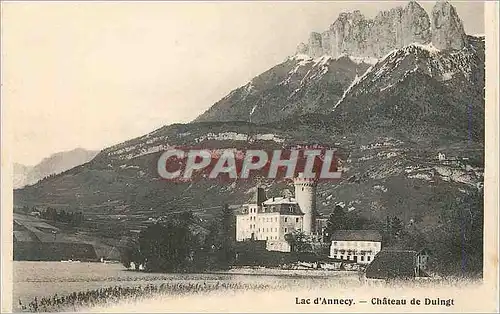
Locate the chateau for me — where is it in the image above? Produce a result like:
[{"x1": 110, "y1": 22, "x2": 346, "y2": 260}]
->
[{"x1": 235, "y1": 174, "x2": 327, "y2": 252}]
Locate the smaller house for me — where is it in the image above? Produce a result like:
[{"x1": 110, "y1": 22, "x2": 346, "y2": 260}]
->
[
  {"x1": 365, "y1": 249, "x2": 430, "y2": 280},
  {"x1": 329, "y1": 230, "x2": 382, "y2": 265}
]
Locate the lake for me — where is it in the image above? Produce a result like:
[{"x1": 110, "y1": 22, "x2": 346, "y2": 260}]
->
[
  {"x1": 12, "y1": 261, "x2": 487, "y2": 313},
  {"x1": 13, "y1": 261, "x2": 358, "y2": 310}
]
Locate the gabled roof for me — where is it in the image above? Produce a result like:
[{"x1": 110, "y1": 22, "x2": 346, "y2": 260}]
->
[
  {"x1": 365, "y1": 250, "x2": 418, "y2": 279},
  {"x1": 262, "y1": 202, "x2": 304, "y2": 215},
  {"x1": 331, "y1": 230, "x2": 382, "y2": 242},
  {"x1": 235, "y1": 202, "x2": 304, "y2": 216}
]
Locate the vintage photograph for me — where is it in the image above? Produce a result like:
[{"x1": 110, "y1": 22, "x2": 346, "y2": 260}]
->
[{"x1": 1, "y1": 0, "x2": 498, "y2": 312}]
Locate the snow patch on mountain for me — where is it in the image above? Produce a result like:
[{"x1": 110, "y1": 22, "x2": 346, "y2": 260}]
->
[
  {"x1": 195, "y1": 132, "x2": 285, "y2": 143},
  {"x1": 119, "y1": 144, "x2": 175, "y2": 160},
  {"x1": 408, "y1": 172, "x2": 433, "y2": 181},
  {"x1": 359, "y1": 139, "x2": 403, "y2": 151},
  {"x1": 373, "y1": 185, "x2": 388, "y2": 192},
  {"x1": 409, "y1": 42, "x2": 440, "y2": 54},
  {"x1": 333, "y1": 72, "x2": 364, "y2": 110},
  {"x1": 249, "y1": 105, "x2": 258, "y2": 118},
  {"x1": 349, "y1": 56, "x2": 379, "y2": 65}
]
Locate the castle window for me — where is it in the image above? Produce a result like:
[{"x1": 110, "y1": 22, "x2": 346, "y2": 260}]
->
[
  {"x1": 361, "y1": 256, "x2": 364, "y2": 261},
  {"x1": 284, "y1": 218, "x2": 288, "y2": 222},
  {"x1": 367, "y1": 256, "x2": 371, "y2": 261},
  {"x1": 296, "y1": 218, "x2": 299, "y2": 223},
  {"x1": 302, "y1": 187, "x2": 304, "y2": 191},
  {"x1": 284, "y1": 228, "x2": 288, "y2": 233}
]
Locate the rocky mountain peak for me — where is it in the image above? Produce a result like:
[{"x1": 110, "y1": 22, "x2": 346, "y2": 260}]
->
[
  {"x1": 296, "y1": 0, "x2": 468, "y2": 59},
  {"x1": 402, "y1": 0, "x2": 432, "y2": 45},
  {"x1": 431, "y1": 0, "x2": 468, "y2": 50}
]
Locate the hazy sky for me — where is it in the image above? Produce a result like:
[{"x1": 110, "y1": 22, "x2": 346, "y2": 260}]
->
[{"x1": 2, "y1": 1, "x2": 484, "y2": 165}]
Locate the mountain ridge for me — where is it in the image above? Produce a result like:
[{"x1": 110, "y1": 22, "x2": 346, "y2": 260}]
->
[
  {"x1": 14, "y1": 148, "x2": 99, "y2": 189},
  {"x1": 297, "y1": 0, "x2": 467, "y2": 59},
  {"x1": 13, "y1": 0, "x2": 485, "y2": 268}
]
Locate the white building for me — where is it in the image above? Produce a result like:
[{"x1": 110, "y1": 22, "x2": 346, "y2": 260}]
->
[
  {"x1": 329, "y1": 230, "x2": 382, "y2": 265},
  {"x1": 236, "y1": 174, "x2": 324, "y2": 252}
]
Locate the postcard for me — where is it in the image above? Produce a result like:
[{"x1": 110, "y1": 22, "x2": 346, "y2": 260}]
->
[{"x1": 1, "y1": 1, "x2": 498, "y2": 313}]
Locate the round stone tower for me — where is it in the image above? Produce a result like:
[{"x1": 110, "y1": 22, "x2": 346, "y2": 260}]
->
[{"x1": 293, "y1": 173, "x2": 317, "y2": 234}]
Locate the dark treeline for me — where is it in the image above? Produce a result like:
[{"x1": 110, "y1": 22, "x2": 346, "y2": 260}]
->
[
  {"x1": 19, "y1": 206, "x2": 85, "y2": 226},
  {"x1": 322, "y1": 189, "x2": 484, "y2": 277},
  {"x1": 323, "y1": 204, "x2": 372, "y2": 240},
  {"x1": 123, "y1": 189, "x2": 483, "y2": 277},
  {"x1": 121, "y1": 205, "x2": 234, "y2": 273},
  {"x1": 40, "y1": 207, "x2": 84, "y2": 226}
]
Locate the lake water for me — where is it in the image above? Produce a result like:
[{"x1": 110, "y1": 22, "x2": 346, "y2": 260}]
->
[
  {"x1": 12, "y1": 261, "x2": 488, "y2": 312},
  {"x1": 13, "y1": 261, "x2": 357, "y2": 308}
]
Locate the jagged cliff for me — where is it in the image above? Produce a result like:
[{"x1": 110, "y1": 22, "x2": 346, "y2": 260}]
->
[{"x1": 298, "y1": 0, "x2": 467, "y2": 58}]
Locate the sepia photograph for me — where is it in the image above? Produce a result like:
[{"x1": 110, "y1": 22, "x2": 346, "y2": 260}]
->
[{"x1": 1, "y1": 0, "x2": 498, "y2": 312}]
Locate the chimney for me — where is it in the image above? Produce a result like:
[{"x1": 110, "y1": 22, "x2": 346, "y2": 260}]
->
[{"x1": 255, "y1": 187, "x2": 267, "y2": 206}]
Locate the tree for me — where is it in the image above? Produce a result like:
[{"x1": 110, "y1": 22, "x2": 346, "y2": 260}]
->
[
  {"x1": 138, "y1": 212, "x2": 200, "y2": 273},
  {"x1": 382, "y1": 215, "x2": 404, "y2": 246},
  {"x1": 285, "y1": 230, "x2": 312, "y2": 253},
  {"x1": 203, "y1": 204, "x2": 235, "y2": 269},
  {"x1": 120, "y1": 242, "x2": 144, "y2": 270},
  {"x1": 324, "y1": 205, "x2": 346, "y2": 241},
  {"x1": 429, "y1": 190, "x2": 484, "y2": 276}
]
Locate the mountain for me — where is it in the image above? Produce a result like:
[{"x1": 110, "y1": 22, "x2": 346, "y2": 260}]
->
[
  {"x1": 13, "y1": 148, "x2": 99, "y2": 188},
  {"x1": 196, "y1": 1, "x2": 481, "y2": 127},
  {"x1": 297, "y1": 0, "x2": 467, "y2": 58},
  {"x1": 194, "y1": 55, "x2": 374, "y2": 124},
  {"x1": 13, "y1": 1, "x2": 484, "y2": 271},
  {"x1": 13, "y1": 163, "x2": 33, "y2": 189}
]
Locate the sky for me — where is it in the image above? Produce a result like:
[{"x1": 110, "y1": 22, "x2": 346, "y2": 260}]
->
[{"x1": 2, "y1": 1, "x2": 485, "y2": 166}]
